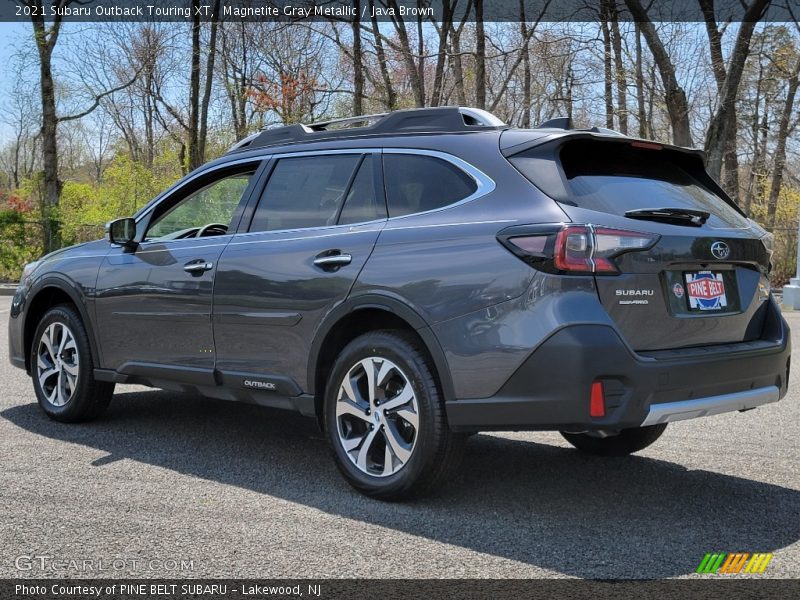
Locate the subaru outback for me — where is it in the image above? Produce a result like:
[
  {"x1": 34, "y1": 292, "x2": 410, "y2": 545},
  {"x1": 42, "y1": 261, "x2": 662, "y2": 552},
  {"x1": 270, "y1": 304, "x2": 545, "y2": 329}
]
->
[{"x1": 8, "y1": 107, "x2": 790, "y2": 500}]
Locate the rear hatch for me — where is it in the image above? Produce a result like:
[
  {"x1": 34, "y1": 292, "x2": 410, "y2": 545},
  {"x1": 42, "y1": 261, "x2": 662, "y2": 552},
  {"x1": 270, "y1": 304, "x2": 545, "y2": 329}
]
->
[{"x1": 505, "y1": 134, "x2": 773, "y2": 351}]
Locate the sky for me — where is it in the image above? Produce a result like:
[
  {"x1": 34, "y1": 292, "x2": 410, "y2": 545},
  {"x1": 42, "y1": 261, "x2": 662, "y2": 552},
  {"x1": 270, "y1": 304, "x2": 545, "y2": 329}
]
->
[{"x1": 0, "y1": 22, "x2": 30, "y2": 144}]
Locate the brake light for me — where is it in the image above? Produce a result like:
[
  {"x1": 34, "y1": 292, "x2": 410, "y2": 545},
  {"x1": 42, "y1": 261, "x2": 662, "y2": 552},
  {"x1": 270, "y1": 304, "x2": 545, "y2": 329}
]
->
[
  {"x1": 502, "y1": 224, "x2": 658, "y2": 274},
  {"x1": 553, "y1": 225, "x2": 657, "y2": 274}
]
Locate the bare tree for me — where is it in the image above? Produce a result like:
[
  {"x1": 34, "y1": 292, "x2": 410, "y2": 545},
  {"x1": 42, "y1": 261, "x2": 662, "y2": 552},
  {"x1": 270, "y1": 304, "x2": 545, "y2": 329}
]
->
[
  {"x1": 624, "y1": 0, "x2": 693, "y2": 146},
  {"x1": 701, "y1": 0, "x2": 771, "y2": 183},
  {"x1": 20, "y1": 0, "x2": 139, "y2": 250}
]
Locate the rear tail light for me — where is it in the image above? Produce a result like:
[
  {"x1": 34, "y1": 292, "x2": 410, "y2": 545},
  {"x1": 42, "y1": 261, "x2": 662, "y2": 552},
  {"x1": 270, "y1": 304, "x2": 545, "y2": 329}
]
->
[{"x1": 503, "y1": 224, "x2": 658, "y2": 275}]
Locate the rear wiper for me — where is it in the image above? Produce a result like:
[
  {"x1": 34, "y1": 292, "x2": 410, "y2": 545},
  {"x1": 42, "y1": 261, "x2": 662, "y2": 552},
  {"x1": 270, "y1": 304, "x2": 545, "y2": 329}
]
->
[{"x1": 624, "y1": 207, "x2": 710, "y2": 227}]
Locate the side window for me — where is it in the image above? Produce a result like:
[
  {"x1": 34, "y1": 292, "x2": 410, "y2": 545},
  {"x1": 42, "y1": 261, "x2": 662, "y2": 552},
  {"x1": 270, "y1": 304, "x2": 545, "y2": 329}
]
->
[
  {"x1": 383, "y1": 154, "x2": 478, "y2": 217},
  {"x1": 250, "y1": 154, "x2": 361, "y2": 232},
  {"x1": 338, "y1": 156, "x2": 386, "y2": 225},
  {"x1": 146, "y1": 170, "x2": 255, "y2": 240}
]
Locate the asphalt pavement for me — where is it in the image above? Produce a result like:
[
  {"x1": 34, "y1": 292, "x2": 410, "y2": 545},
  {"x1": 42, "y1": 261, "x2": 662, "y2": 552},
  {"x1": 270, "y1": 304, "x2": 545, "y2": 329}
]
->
[{"x1": 1, "y1": 296, "x2": 798, "y2": 579}]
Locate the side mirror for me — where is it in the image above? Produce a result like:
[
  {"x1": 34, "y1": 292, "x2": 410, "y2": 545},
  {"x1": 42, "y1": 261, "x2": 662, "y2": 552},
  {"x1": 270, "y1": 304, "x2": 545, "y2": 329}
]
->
[{"x1": 107, "y1": 218, "x2": 137, "y2": 247}]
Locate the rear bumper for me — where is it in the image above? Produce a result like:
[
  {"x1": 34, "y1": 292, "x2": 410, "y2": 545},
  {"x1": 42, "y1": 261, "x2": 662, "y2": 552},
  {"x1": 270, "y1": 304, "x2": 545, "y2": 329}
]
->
[{"x1": 446, "y1": 307, "x2": 790, "y2": 432}]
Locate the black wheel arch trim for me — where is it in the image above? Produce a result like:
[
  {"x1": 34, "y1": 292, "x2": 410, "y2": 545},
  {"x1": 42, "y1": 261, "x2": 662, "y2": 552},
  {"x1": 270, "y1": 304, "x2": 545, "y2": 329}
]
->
[
  {"x1": 307, "y1": 293, "x2": 455, "y2": 403},
  {"x1": 23, "y1": 275, "x2": 103, "y2": 373}
]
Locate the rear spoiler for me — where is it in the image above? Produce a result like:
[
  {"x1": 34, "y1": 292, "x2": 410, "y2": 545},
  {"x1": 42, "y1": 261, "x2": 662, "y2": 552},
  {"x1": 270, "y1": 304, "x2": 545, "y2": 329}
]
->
[{"x1": 501, "y1": 131, "x2": 743, "y2": 217}]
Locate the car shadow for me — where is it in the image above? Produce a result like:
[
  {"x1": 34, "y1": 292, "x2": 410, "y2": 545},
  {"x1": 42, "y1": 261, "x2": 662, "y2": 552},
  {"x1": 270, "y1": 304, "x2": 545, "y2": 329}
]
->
[{"x1": 3, "y1": 389, "x2": 799, "y2": 579}]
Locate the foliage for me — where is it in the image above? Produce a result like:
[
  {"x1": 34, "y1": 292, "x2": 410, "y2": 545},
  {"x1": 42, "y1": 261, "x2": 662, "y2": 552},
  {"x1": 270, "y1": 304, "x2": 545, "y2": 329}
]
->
[
  {"x1": 0, "y1": 209, "x2": 42, "y2": 281},
  {"x1": 750, "y1": 186, "x2": 800, "y2": 287}
]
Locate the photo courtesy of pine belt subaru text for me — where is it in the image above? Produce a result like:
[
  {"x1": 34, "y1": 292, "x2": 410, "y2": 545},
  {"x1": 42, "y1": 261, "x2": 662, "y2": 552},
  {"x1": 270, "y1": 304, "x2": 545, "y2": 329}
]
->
[{"x1": 7, "y1": 107, "x2": 790, "y2": 500}]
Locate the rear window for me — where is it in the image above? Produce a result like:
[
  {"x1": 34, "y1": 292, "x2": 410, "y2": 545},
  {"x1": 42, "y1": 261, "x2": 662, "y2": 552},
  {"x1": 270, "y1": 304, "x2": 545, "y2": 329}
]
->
[{"x1": 513, "y1": 140, "x2": 749, "y2": 229}]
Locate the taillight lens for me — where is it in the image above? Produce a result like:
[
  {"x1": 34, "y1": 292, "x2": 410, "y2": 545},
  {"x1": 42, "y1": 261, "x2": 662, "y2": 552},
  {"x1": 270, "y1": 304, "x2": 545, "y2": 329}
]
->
[{"x1": 506, "y1": 224, "x2": 658, "y2": 275}]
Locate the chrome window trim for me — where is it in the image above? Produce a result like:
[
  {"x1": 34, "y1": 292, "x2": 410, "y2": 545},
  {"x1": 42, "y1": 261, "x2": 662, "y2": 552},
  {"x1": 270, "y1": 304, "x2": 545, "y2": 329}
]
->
[{"x1": 135, "y1": 147, "x2": 496, "y2": 234}]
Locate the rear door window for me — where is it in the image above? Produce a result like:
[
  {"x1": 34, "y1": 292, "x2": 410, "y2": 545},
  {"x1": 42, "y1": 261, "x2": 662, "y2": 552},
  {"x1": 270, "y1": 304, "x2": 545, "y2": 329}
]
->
[
  {"x1": 338, "y1": 156, "x2": 386, "y2": 225},
  {"x1": 383, "y1": 154, "x2": 477, "y2": 217}
]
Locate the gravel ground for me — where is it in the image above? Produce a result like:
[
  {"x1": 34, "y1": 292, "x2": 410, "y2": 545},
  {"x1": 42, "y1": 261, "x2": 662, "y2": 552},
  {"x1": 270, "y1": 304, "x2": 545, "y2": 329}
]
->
[{"x1": 1, "y1": 296, "x2": 798, "y2": 580}]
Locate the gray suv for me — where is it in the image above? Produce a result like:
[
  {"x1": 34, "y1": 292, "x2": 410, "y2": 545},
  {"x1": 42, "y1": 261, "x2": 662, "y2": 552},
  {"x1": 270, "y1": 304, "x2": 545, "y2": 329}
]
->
[{"x1": 8, "y1": 107, "x2": 791, "y2": 500}]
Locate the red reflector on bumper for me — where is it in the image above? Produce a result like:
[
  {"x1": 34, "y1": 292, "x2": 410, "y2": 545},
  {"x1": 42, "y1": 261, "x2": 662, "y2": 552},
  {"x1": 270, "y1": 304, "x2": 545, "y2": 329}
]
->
[{"x1": 590, "y1": 381, "x2": 606, "y2": 417}]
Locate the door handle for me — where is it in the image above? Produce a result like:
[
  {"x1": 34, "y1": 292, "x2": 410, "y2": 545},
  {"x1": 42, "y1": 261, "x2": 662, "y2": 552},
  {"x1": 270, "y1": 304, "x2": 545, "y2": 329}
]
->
[
  {"x1": 184, "y1": 260, "x2": 214, "y2": 274},
  {"x1": 313, "y1": 253, "x2": 352, "y2": 270}
]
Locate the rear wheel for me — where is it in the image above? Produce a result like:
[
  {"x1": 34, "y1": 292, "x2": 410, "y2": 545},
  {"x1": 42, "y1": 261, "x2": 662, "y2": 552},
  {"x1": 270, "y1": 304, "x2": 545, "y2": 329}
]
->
[
  {"x1": 324, "y1": 330, "x2": 465, "y2": 501},
  {"x1": 31, "y1": 305, "x2": 114, "y2": 423},
  {"x1": 560, "y1": 424, "x2": 667, "y2": 457}
]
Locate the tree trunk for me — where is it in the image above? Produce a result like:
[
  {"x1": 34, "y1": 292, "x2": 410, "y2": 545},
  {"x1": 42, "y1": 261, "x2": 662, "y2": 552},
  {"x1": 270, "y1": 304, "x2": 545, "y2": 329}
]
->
[
  {"x1": 352, "y1": 0, "x2": 364, "y2": 115},
  {"x1": 450, "y1": 23, "x2": 467, "y2": 106},
  {"x1": 519, "y1": 0, "x2": 531, "y2": 127},
  {"x1": 634, "y1": 22, "x2": 647, "y2": 137},
  {"x1": 609, "y1": 3, "x2": 628, "y2": 135},
  {"x1": 29, "y1": 4, "x2": 62, "y2": 252},
  {"x1": 370, "y1": 3, "x2": 396, "y2": 110},
  {"x1": 765, "y1": 59, "x2": 800, "y2": 230},
  {"x1": 624, "y1": 0, "x2": 693, "y2": 147},
  {"x1": 475, "y1": 0, "x2": 486, "y2": 109},
  {"x1": 600, "y1": 3, "x2": 614, "y2": 129},
  {"x1": 388, "y1": 0, "x2": 424, "y2": 106},
  {"x1": 197, "y1": 0, "x2": 221, "y2": 165},
  {"x1": 702, "y1": 0, "x2": 769, "y2": 180},
  {"x1": 430, "y1": 0, "x2": 453, "y2": 107},
  {"x1": 188, "y1": 2, "x2": 202, "y2": 171},
  {"x1": 699, "y1": 0, "x2": 742, "y2": 194},
  {"x1": 744, "y1": 56, "x2": 765, "y2": 214}
]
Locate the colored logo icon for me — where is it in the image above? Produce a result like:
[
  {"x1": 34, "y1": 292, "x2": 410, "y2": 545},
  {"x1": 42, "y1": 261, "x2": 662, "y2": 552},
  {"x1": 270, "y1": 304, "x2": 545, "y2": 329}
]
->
[{"x1": 696, "y1": 552, "x2": 773, "y2": 574}]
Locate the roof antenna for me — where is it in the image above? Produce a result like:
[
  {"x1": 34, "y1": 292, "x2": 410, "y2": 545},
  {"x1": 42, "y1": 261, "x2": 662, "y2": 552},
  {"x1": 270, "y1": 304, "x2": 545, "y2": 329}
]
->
[{"x1": 537, "y1": 117, "x2": 572, "y2": 130}]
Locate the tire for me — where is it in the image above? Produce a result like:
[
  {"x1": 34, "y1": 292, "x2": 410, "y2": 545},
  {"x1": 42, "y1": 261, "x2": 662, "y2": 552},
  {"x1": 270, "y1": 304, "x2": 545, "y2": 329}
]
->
[
  {"x1": 560, "y1": 424, "x2": 667, "y2": 457},
  {"x1": 30, "y1": 304, "x2": 114, "y2": 423},
  {"x1": 324, "y1": 330, "x2": 465, "y2": 501}
]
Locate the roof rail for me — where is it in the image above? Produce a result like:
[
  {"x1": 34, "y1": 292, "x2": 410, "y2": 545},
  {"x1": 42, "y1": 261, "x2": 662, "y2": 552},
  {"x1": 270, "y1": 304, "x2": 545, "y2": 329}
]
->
[{"x1": 227, "y1": 107, "x2": 507, "y2": 153}]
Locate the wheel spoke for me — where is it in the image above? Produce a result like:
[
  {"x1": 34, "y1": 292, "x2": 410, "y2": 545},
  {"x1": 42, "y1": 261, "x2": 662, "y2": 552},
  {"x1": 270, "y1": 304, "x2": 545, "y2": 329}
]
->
[
  {"x1": 384, "y1": 421, "x2": 412, "y2": 464},
  {"x1": 41, "y1": 325, "x2": 56, "y2": 361},
  {"x1": 62, "y1": 362, "x2": 79, "y2": 377},
  {"x1": 336, "y1": 399, "x2": 371, "y2": 423},
  {"x1": 396, "y1": 408, "x2": 419, "y2": 429},
  {"x1": 64, "y1": 370, "x2": 77, "y2": 393},
  {"x1": 37, "y1": 353, "x2": 53, "y2": 372},
  {"x1": 360, "y1": 358, "x2": 377, "y2": 405},
  {"x1": 341, "y1": 433, "x2": 366, "y2": 452},
  {"x1": 57, "y1": 326, "x2": 69, "y2": 355},
  {"x1": 382, "y1": 444, "x2": 395, "y2": 476},
  {"x1": 38, "y1": 366, "x2": 58, "y2": 388},
  {"x1": 380, "y1": 384, "x2": 414, "y2": 411},
  {"x1": 56, "y1": 369, "x2": 66, "y2": 406},
  {"x1": 340, "y1": 372, "x2": 359, "y2": 403},
  {"x1": 375, "y1": 360, "x2": 394, "y2": 388},
  {"x1": 62, "y1": 336, "x2": 77, "y2": 353},
  {"x1": 356, "y1": 427, "x2": 380, "y2": 471}
]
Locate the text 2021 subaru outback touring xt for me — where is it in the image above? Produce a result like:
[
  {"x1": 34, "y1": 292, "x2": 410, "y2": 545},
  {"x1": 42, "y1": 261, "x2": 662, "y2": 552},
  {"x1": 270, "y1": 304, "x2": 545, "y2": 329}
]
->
[{"x1": 8, "y1": 107, "x2": 790, "y2": 500}]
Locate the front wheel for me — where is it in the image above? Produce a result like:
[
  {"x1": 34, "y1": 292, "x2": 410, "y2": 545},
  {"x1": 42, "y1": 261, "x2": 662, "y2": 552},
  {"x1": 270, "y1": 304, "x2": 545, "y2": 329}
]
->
[
  {"x1": 31, "y1": 305, "x2": 114, "y2": 423},
  {"x1": 560, "y1": 424, "x2": 667, "y2": 457},
  {"x1": 324, "y1": 330, "x2": 465, "y2": 501}
]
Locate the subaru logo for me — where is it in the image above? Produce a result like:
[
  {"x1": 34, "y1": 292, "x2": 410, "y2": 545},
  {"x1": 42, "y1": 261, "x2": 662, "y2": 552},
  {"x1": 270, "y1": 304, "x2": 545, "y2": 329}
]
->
[{"x1": 710, "y1": 241, "x2": 730, "y2": 260}]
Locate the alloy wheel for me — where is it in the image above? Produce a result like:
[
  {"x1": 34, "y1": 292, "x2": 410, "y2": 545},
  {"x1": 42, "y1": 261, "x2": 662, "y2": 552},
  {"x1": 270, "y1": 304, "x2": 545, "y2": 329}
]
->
[
  {"x1": 36, "y1": 322, "x2": 80, "y2": 407},
  {"x1": 335, "y1": 357, "x2": 419, "y2": 477}
]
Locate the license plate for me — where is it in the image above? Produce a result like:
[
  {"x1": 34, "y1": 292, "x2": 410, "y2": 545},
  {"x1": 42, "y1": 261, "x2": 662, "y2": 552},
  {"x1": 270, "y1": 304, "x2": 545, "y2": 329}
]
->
[{"x1": 685, "y1": 271, "x2": 727, "y2": 311}]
